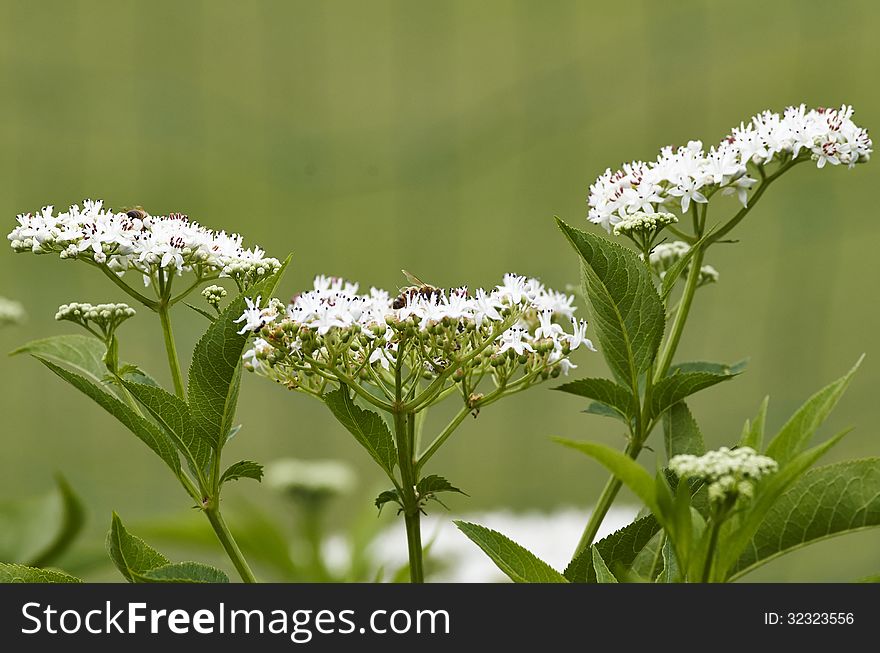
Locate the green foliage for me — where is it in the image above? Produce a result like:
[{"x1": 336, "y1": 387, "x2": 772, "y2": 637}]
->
[
  {"x1": 556, "y1": 218, "x2": 665, "y2": 392},
  {"x1": 565, "y1": 516, "x2": 661, "y2": 583},
  {"x1": 650, "y1": 369, "x2": 739, "y2": 420},
  {"x1": 730, "y1": 459, "x2": 880, "y2": 580},
  {"x1": 220, "y1": 460, "x2": 264, "y2": 485},
  {"x1": 454, "y1": 521, "x2": 567, "y2": 583},
  {"x1": 375, "y1": 490, "x2": 402, "y2": 513},
  {"x1": 659, "y1": 234, "x2": 712, "y2": 301},
  {"x1": 188, "y1": 257, "x2": 290, "y2": 453},
  {"x1": 107, "y1": 513, "x2": 228, "y2": 583},
  {"x1": 765, "y1": 356, "x2": 862, "y2": 466},
  {"x1": 35, "y1": 359, "x2": 182, "y2": 477},
  {"x1": 739, "y1": 396, "x2": 769, "y2": 450},
  {"x1": 324, "y1": 389, "x2": 397, "y2": 477},
  {"x1": 591, "y1": 547, "x2": 618, "y2": 583},
  {"x1": 417, "y1": 475, "x2": 467, "y2": 498},
  {"x1": 12, "y1": 334, "x2": 108, "y2": 384},
  {"x1": 0, "y1": 562, "x2": 81, "y2": 583},
  {"x1": 0, "y1": 475, "x2": 85, "y2": 568},
  {"x1": 662, "y1": 401, "x2": 705, "y2": 459},
  {"x1": 554, "y1": 378, "x2": 635, "y2": 420}
]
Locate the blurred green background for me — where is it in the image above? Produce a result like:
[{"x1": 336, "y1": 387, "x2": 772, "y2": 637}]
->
[{"x1": 1, "y1": 0, "x2": 878, "y2": 581}]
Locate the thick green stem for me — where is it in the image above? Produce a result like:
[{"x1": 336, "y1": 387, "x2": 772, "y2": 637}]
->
[
  {"x1": 205, "y1": 507, "x2": 258, "y2": 583},
  {"x1": 573, "y1": 438, "x2": 643, "y2": 557},
  {"x1": 158, "y1": 303, "x2": 186, "y2": 398},
  {"x1": 701, "y1": 520, "x2": 721, "y2": 583}
]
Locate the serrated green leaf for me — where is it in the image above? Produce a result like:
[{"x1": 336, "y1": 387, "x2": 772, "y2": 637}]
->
[
  {"x1": 188, "y1": 256, "x2": 290, "y2": 452},
  {"x1": 220, "y1": 460, "x2": 263, "y2": 485},
  {"x1": 566, "y1": 515, "x2": 661, "y2": 582},
  {"x1": 740, "y1": 396, "x2": 769, "y2": 450},
  {"x1": 12, "y1": 334, "x2": 108, "y2": 384},
  {"x1": 663, "y1": 401, "x2": 705, "y2": 459},
  {"x1": 730, "y1": 459, "x2": 880, "y2": 580},
  {"x1": 417, "y1": 475, "x2": 467, "y2": 497},
  {"x1": 765, "y1": 356, "x2": 862, "y2": 465},
  {"x1": 591, "y1": 547, "x2": 618, "y2": 583},
  {"x1": 375, "y1": 489, "x2": 402, "y2": 513},
  {"x1": 106, "y1": 512, "x2": 171, "y2": 583},
  {"x1": 582, "y1": 401, "x2": 629, "y2": 422},
  {"x1": 650, "y1": 370, "x2": 738, "y2": 420},
  {"x1": 669, "y1": 359, "x2": 748, "y2": 375},
  {"x1": 140, "y1": 561, "x2": 229, "y2": 583},
  {"x1": 554, "y1": 377, "x2": 635, "y2": 419},
  {"x1": 35, "y1": 358, "x2": 181, "y2": 477},
  {"x1": 717, "y1": 428, "x2": 850, "y2": 579},
  {"x1": 123, "y1": 380, "x2": 212, "y2": 477},
  {"x1": 324, "y1": 388, "x2": 397, "y2": 477},
  {"x1": 555, "y1": 438, "x2": 661, "y2": 519},
  {"x1": 556, "y1": 218, "x2": 665, "y2": 392},
  {"x1": 0, "y1": 562, "x2": 81, "y2": 583},
  {"x1": 455, "y1": 521, "x2": 567, "y2": 583}
]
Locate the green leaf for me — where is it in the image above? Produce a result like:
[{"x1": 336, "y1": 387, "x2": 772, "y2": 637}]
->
[
  {"x1": 188, "y1": 256, "x2": 290, "y2": 452},
  {"x1": 375, "y1": 489, "x2": 402, "y2": 513},
  {"x1": 140, "y1": 562, "x2": 229, "y2": 583},
  {"x1": 0, "y1": 562, "x2": 81, "y2": 583},
  {"x1": 106, "y1": 512, "x2": 171, "y2": 583},
  {"x1": 554, "y1": 438, "x2": 661, "y2": 519},
  {"x1": 718, "y1": 429, "x2": 850, "y2": 578},
  {"x1": 324, "y1": 389, "x2": 397, "y2": 477},
  {"x1": 663, "y1": 401, "x2": 705, "y2": 459},
  {"x1": 669, "y1": 359, "x2": 748, "y2": 375},
  {"x1": 417, "y1": 475, "x2": 467, "y2": 497},
  {"x1": 650, "y1": 370, "x2": 738, "y2": 420},
  {"x1": 566, "y1": 515, "x2": 661, "y2": 583},
  {"x1": 556, "y1": 218, "x2": 665, "y2": 392},
  {"x1": 554, "y1": 378, "x2": 635, "y2": 420},
  {"x1": 740, "y1": 396, "x2": 770, "y2": 450},
  {"x1": 27, "y1": 476, "x2": 86, "y2": 568},
  {"x1": 454, "y1": 521, "x2": 567, "y2": 583},
  {"x1": 12, "y1": 334, "x2": 109, "y2": 385},
  {"x1": 184, "y1": 302, "x2": 217, "y2": 322},
  {"x1": 730, "y1": 459, "x2": 880, "y2": 580},
  {"x1": 220, "y1": 460, "x2": 264, "y2": 485},
  {"x1": 582, "y1": 402, "x2": 629, "y2": 423},
  {"x1": 765, "y1": 356, "x2": 862, "y2": 465},
  {"x1": 591, "y1": 547, "x2": 618, "y2": 583},
  {"x1": 35, "y1": 358, "x2": 181, "y2": 477},
  {"x1": 122, "y1": 380, "x2": 212, "y2": 477}
]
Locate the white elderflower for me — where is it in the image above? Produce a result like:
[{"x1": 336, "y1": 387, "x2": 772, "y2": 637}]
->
[
  {"x1": 8, "y1": 201, "x2": 280, "y2": 293},
  {"x1": 669, "y1": 446, "x2": 778, "y2": 504},
  {"x1": 587, "y1": 105, "x2": 872, "y2": 232},
  {"x1": 55, "y1": 302, "x2": 135, "y2": 340},
  {"x1": 202, "y1": 284, "x2": 228, "y2": 309},
  {"x1": 265, "y1": 458, "x2": 356, "y2": 501},
  {"x1": 612, "y1": 211, "x2": 678, "y2": 238},
  {"x1": 0, "y1": 297, "x2": 26, "y2": 327}
]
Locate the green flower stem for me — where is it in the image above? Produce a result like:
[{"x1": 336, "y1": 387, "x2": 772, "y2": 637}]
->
[
  {"x1": 94, "y1": 263, "x2": 158, "y2": 310},
  {"x1": 701, "y1": 520, "x2": 721, "y2": 583},
  {"x1": 574, "y1": 438, "x2": 643, "y2": 555},
  {"x1": 653, "y1": 244, "x2": 705, "y2": 380},
  {"x1": 416, "y1": 405, "x2": 471, "y2": 472},
  {"x1": 204, "y1": 506, "x2": 258, "y2": 583},
  {"x1": 158, "y1": 302, "x2": 186, "y2": 398}
]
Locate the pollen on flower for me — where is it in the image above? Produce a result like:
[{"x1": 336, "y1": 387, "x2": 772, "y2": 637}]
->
[
  {"x1": 669, "y1": 446, "x2": 778, "y2": 505},
  {"x1": 588, "y1": 105, "x2": 872, "y2": 232}
]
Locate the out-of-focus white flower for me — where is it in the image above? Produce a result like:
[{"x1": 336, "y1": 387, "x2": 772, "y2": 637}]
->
[
  {"x1": 0, "y1": 297, "x2": 25, "y2": 327},
  {"x1": 265, "y1": 458, "x2": 356, "y2": 501},
  {"x1": 587, "y1": 105, "x2": 872, "y2": 232}
]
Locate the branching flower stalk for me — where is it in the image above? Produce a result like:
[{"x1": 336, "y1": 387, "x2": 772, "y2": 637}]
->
[
  {"x1": 572, "y1": 104, "x2": 871, "y2": 557},
  {"x1": 8, "y1": 201, "x2": 283, "y2": 583},
  {"x1": 239, "y1": 274, "x2": 596, "y2": 582}
]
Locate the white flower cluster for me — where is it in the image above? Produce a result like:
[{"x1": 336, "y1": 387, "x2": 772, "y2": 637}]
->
[
  {"x1": 265, "y1": 458, "x2": 357, "y2": 501},
  {"x1": 202, "y1": 284, "x2": 228, "y2": 309},
  {"x1": 55, "y1": 302, "x2": 136, "y2": 339},
  {"x1": 239, "y1": 274, "x2": 594, "y2": 396},
  {"x1": 0, "y1": 297, "x2": 26, "y2": 327},
  {"x1": 648, "y1": 241, "x2": 718, "y2": 286},
  {"x1": 8, "y1": 200, "x2": 280, "y2": 291},
  {"x1": 588, "y1": 105, "x2": 872, "y2": 231},
  {"x1": 669, "y1": 446, "x2": 778, "y2": 504}
]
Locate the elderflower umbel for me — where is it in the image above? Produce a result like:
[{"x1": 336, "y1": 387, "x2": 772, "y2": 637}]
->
[
  {"x1": 669, "y1": 447, "x2": 778, "y2": 504},
  {"x1": 8, "y1": 200, "x2": 280, "y2": 291},
  {"x1": 0, "y1": 297, "x2": 26, "y2": 327},
  {"x1": 588, "y1": 105, "x2": 872, "y2": 231},
  {"x1": 265, "y1": 458, "x2": 357, "y2": 502},
  {"x1": 239, "y1": 274, "x2": 594, "y2": 402},
  {"x1": 55, "y1": 302, "x2": 135, "y2": 340},
  {"x1": 202, "y1": 284, "x2": 228, "y2": 310}
]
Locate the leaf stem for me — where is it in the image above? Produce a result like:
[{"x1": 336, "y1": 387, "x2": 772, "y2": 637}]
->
[
  {"x1": 653, "y1": 245, "x2": 705, "y2": 380},
  {"x1": 204, "y1": 506, "x2": 257, "y2": 583},
  {"x1": 158, "y1": 302, "x2": 186, "y2": 398}
]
